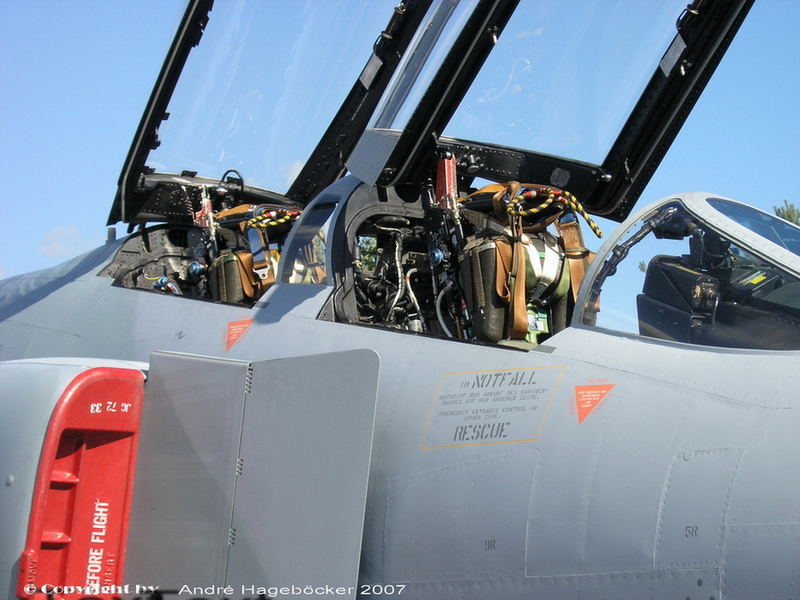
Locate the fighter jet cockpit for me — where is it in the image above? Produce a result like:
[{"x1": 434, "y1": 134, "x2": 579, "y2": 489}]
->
[
  {"x1": 97, "y1": 0, "x2": 769, "y2": 351},
  {"x1": 579, "y1": 194, "x2": 800, "y2": 350}
]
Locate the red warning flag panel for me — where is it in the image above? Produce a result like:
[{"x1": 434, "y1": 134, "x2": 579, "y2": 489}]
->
[{"x1": 17, "y1": 367, "x2": 144, "y2": 600}]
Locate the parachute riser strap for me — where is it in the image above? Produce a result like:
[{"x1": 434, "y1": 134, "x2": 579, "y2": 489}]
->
[
  {"x1": 556, "y1": 219, "x2": 594, "y2": 303},
  {"x1": 494, "y1": 236, "x2": 530, "y2": 340}
]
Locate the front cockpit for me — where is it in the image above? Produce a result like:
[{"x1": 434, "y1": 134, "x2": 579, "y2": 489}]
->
[{"x1": 578, "y1": 194, "x2": 800, "y2": 350}]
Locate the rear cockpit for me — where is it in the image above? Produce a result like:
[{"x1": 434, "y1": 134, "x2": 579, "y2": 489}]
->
[{"x1": 101, "y1": 172, "x2": 299, "y2": 306}]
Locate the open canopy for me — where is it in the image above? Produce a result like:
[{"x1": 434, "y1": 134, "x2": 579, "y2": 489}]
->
[{"x1": 110, "y1": 0, "x2": 753, "y2": 225}]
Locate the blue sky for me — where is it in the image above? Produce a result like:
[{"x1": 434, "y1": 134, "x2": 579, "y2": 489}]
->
[{"x1": 1, "y1": 1, "x2": 798, "y2": 281}]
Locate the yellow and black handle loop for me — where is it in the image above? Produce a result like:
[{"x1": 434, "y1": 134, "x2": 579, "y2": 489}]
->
[
  {"x1": 505, "y1": 187, "x2": 602, "y2": 239},
  {"x1": 245, "y1": 209, "x2": 302, "y2": 229},
  {"x1": 464, "y1": 181, "x2": 602, "y2": 238}
]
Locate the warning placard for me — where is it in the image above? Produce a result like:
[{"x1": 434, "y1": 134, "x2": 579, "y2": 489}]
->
[
  {"x1": 421, "y1": 366, "x2": 566, "y2": 449},
  {"x1": 574, "y1": 384, "x2": 615, "y2": 424},
  {"x1": 225, "y1": 319, "x2": 253, "y2": 351}
]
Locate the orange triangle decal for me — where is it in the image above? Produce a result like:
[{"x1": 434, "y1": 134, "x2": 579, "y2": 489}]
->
[
  {"x1": 225, "y1": 319, "x2": 253, "y2": 351},
  {"x1": 575, "y1": 384, "x2": 615, "y2": 424}
]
